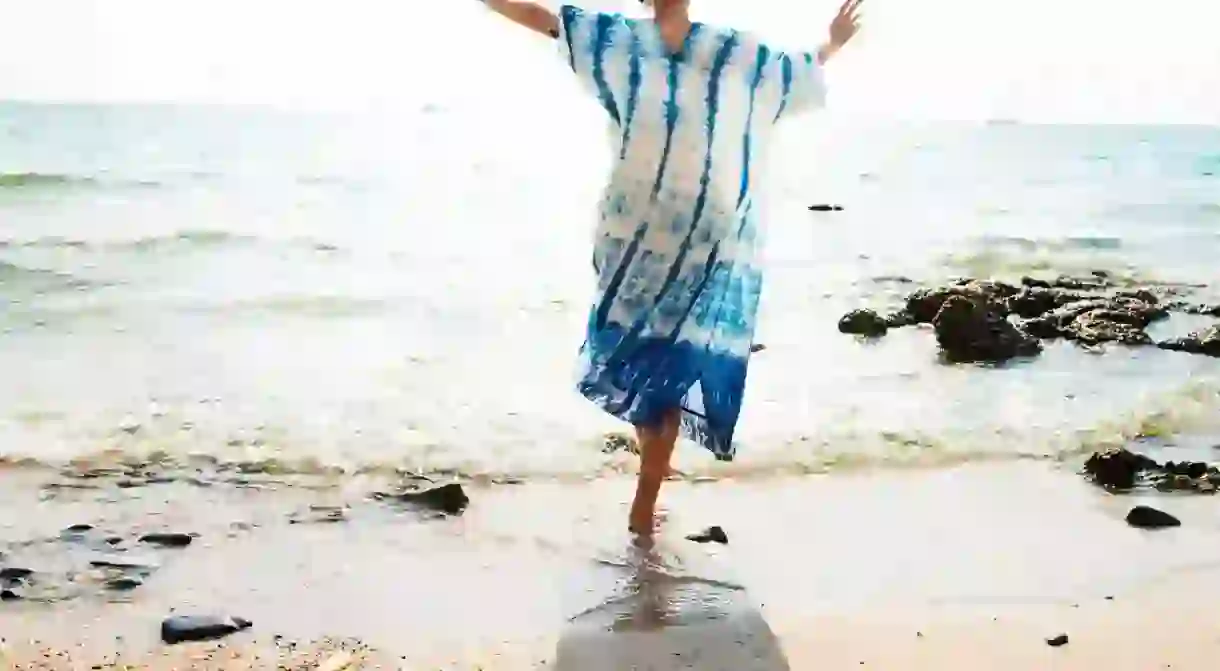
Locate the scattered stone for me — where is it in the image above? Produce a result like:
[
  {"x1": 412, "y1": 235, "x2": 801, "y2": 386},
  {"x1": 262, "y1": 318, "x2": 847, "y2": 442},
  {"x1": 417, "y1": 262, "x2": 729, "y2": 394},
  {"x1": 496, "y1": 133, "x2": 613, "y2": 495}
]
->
[
  {"x1": 1047, "y1": 634, "x2": 1069, "y2": 647},
  {"x1": 105, "y1": 577, "x2": 144, "y2": 591},
  {"x1": 933, "y1": 295, "x2": 1041, "y2": 363},
  {"x1": 160, "y1": 614, "x2": 253, "y2": 644},
  {"x1": 808, "y1": 204, "x2": 844, "y2": 212},
  {"x1": 63, "y1": 524, "x2": 94, "y2": 533},
  {"x1": 837, "y1": 309, "x2": 889, "y2": 337},
  {"x1": 289, "y1": 506, "x2": 347, "y2": 525},
  {"x1": 0, "y1": 567, "x2": 34, "y2": 582},
  {"x1": 373, "y1": 482, "x2": 469, "y2": 515},
  {"x1": 1125, "y1": 506, "x2": 1180, "y2": 529},
  {"x1": 602, "y1": 433, "x2": 639, "y2": 455},
  {"x1": 685, "y1": 526, "x2": 729, "y2": 545},
  {"x1": 139, "y1": 533, "x2": 194, "y2": 548},
  {"x1": 89, "y1": 555, "x2": 158, "y2": 571}
]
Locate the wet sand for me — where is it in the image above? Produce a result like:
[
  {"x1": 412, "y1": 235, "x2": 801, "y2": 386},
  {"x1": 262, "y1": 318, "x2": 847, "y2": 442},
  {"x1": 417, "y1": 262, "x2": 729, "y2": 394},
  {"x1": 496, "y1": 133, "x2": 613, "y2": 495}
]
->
[{"x1": 3, "y1": 462, "x2": 1220, "y2": 668}]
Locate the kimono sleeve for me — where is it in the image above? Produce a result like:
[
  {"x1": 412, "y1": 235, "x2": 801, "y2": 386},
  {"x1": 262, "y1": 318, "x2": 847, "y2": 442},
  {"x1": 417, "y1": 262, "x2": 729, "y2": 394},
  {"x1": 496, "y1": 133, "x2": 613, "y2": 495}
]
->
[
  {"x1": 769, "y1": 49, "x2": 827, "y2": 121},
  {"x1": 555, "y1": 4, "x2": 632, "y2": 124}
]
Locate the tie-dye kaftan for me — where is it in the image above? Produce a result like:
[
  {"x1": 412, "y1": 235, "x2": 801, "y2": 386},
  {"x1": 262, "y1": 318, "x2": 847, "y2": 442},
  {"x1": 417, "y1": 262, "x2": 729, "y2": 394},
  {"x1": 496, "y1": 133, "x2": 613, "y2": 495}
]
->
[{"x1": 559, "y1": 5, "x2": 826, "y2": 460}]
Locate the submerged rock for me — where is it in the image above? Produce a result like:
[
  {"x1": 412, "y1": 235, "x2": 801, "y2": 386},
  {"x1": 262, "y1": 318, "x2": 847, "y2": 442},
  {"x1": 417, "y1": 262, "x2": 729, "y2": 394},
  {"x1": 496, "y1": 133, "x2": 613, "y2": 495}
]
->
[
  {"x1": 932, "y1": 296, "x2": 1041, "y2": 363},
  {"x1": 1157, "y1": 324, "x2": 1220, "y2": 357},
  {"x1": 837, "y1": 309, "x2": 889, "y2": 337},
  {"x1": 1084, "y1": 449, "x2": 1159, "y2": 490},
  {"x1": 105, "y1": 577, "x2": 144, "y2": 591},
  {"x1": 0, "y1": 567, "x2": 34, "y2": 582},
  {"x1": 89, "y1": 554, "x2": 158, "y2": 571},
  {"x1": 837, "y1": 274, "x2": 1212, "y2": 362},
  {"x1": 160, "y1": 614, "x2": 252, "y2": 644},
  {"x1": 374, "y1": 482, "x2": 469, "y2": 515},
  {"x1": 685, "y1": 526, "x2": 729, "y2": 545},
  {"x1": 1125, "y1": 506, "x2": 1180, "y2": 529},
  {"x1": 1067, "y1": 309, "x2": 1153, "y2": 346},
  {"x1": 139, "y1": 533, "x2": 194, "y2": 548},
  {"x1": 1083, "y1": 449, "x2": 1218, "y2": 494}
]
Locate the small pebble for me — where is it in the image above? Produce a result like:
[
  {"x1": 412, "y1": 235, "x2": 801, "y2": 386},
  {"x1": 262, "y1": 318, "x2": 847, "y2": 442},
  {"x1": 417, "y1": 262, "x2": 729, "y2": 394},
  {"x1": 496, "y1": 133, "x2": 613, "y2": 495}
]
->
[{"x1": 1047, "y1": 634, "x2": 1069, "y2": 647}]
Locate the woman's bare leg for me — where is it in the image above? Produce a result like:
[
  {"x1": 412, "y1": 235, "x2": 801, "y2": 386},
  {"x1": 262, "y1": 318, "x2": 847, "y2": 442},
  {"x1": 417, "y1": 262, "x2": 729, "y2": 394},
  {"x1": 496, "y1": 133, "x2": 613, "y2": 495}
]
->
[{"x1": 629, "y1": 408, "x2": 681, "y2": 536}]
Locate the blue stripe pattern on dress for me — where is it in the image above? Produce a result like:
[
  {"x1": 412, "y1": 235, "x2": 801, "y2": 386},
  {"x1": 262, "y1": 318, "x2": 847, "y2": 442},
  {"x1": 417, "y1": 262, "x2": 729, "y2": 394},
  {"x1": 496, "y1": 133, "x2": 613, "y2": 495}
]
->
[
  {"x1": 591, "y1": 13, "x2": 621, "y2": 125},
  {"x1": 555, "y1": 5, "x2": 827, "y2": 460}
]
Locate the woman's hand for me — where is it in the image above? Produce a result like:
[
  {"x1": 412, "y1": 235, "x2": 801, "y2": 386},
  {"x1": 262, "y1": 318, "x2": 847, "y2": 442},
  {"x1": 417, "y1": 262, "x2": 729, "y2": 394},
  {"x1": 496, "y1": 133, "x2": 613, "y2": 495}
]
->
[
  {"x1": 818, "y1": 0, "x2": 863, "y2": 64},
  {"x1": 829, "y1": 0, "x2": 863, "y2": 49}
]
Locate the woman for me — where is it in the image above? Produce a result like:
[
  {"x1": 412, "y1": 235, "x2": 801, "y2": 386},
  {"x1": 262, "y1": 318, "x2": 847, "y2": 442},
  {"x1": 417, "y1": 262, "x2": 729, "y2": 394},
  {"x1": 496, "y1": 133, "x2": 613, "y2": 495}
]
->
[{"x1": 480, "y1": 0, "x2": 863, "y2": 536}]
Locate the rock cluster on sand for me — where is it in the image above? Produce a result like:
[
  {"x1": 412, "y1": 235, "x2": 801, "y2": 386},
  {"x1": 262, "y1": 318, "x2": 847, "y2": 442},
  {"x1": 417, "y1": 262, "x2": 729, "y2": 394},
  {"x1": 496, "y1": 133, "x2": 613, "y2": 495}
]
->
[
  {"x1": 838, "y1": 273, "x2": 1220, "y2": 364},
  {"x1": 1083, "y1": 447, "x2": 1219, "y2": 494}
]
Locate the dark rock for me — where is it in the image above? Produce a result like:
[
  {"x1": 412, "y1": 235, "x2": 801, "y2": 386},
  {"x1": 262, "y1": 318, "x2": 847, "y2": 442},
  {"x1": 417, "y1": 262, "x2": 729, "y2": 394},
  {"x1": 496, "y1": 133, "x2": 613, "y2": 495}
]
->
[
  {"x1": 1170, "y1": 302, "x2": 1220, "y2": 317},
  {"x1": 1125, "y1": 506, "x2": 1180, "y2": 529},
  {"x1": 838, "y1": 309, "x2": 890, "y2": 337},
  {"x1": 1083, "y1": 449, "x2": 1160, "y2": 490},
  {"x1": 1164, "y1": 461, "x2": 1209, "y2": 479},
  {"x1": 808, "y1": 204, "x2": 844, "y2": 212},
  {"x1": 1066, "y1": 309, "x2": 1153, "y2": 346},
  {"x1": 1114, "y1": 289, "x2": 1158, "y2": 305},
  {"x1": 884, "y1": 310, "x2": 918, "y2": 328},
  {"x1": 903, "y1": 281, "x2": 1019, "y2": 324},
  {"x1": 1020, "y1": 276, "x2": 1052, "y2": 289},
  {"x1": 932, "y1": 296, "x2": 1041, "y2": 363},
  {"x1": 1021, "y1": 297, "x2": 1160, "y2": 342},
  {"x1": 1051, "y1": 274, "x2": 1110, "y2": 291},
  {"x1": 89, "y1": 555, "x2": 158, "y2": 571},
  {"x1": 1, "y1": 588, "x2": 22, "y2": 601},
  {"x1": 1046, "y1": 634, "x2": 1069, "y2": 647},
  {"x1": 374, "y1": 482, "x2": 469, "y2": 515},
  {"x1": 1005, "y1": 287, "x2": 1087, "y2": 318},
  {"x1": 685, "y1": 526, "x2": 729, "y2": 545},
  {"x1": 106, "y1": 577, "x2": 144, "y2": 591},
  {"x1": 160, "y1": 614, "x2": 253, "y2": 644},
  {"x1": 63, "y1": 524, "x2": 94, "y2": 533},
  {"x1": 749, "y1": 343, "x2": 766, "y2": 353},
  {"x1": 1157, "y1": 325, "x2": 1220, "y2": 357},
  {"x1": 0, "y1": 567, "x2": 34, "y2": 581},
  {"x1": 139, "y1": 533, "x2": 194, "y2": 548}
]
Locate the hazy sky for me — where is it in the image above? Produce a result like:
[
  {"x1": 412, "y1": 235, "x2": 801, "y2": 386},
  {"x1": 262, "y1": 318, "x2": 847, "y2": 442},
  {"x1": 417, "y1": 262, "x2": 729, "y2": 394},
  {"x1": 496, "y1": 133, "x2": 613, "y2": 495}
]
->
[{"x1": 2, "y1": 0, "x2": 1218, "y2": 123}]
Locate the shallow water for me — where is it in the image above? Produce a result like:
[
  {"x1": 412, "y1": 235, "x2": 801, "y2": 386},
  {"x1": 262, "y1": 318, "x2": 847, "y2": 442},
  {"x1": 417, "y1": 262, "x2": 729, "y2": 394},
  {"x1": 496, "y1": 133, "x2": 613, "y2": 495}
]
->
[{"x1": 1, "y1": 100, "x2": 1218, "y2": 478}]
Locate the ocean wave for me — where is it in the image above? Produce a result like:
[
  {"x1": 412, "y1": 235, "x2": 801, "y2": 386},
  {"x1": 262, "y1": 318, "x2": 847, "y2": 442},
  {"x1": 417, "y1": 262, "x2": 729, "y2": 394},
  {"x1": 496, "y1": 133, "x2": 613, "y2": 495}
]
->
[
  {"x1": 0, "y1": 171, "x2": 161, "y2": 190},
  {"x1": 0, "y1": 230, "x2": 339, "y2": 254},
  {"x1": 0, "y1": 260, "x2": 95, "y2": 291},
  {"x1": 4, "y1": 380, "x2": 1218, "y2": 485},
  {"x1": 972, "y1": 234, "x2": 1124, "y2": 251}
]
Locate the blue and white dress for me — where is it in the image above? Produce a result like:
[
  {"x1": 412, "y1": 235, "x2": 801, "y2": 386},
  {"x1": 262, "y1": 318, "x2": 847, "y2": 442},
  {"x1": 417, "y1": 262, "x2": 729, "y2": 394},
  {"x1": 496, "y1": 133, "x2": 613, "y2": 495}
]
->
[{"x1": 558, "y1": 5, "x2": 826, "y2": 460}]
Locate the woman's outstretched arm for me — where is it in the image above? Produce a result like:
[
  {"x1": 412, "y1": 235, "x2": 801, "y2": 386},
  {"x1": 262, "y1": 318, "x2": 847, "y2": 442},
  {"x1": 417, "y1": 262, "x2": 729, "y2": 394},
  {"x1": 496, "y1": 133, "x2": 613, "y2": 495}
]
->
[
  {"x1": 482, "y1": 0, "x2": 560, "y2": 39},
  {"x1": 816, "y1": 0, "x2": 862, "y2": 64}
]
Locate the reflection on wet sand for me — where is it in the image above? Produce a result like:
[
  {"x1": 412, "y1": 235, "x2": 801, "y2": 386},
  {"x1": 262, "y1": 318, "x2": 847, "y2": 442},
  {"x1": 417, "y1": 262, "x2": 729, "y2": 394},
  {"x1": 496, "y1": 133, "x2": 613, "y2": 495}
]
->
[{"x1": 554, "y1": 540, "x2": 790, "y2": 670}]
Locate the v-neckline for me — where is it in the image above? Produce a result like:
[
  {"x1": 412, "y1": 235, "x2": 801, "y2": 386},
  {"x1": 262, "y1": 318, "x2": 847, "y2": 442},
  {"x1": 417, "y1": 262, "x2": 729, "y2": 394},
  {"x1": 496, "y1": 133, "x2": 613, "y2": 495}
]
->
[{"x1": 657, "y1": 21, "x2": 701, "y2": 62}]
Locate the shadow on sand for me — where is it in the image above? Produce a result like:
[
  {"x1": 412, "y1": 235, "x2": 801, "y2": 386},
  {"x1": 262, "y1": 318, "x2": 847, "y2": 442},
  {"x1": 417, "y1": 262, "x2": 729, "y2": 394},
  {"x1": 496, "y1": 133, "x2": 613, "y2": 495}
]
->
[{"x1": 553, "y1": 539, "x2": 790, "y2": 670}]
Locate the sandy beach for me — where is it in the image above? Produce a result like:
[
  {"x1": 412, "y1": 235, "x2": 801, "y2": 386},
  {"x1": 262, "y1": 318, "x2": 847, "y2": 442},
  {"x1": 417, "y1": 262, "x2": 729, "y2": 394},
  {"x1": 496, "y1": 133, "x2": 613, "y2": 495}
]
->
[
  {"x1": 2, "y1": 102, "x2": 1219, "y2": 669},
  {"x1": 4, "y1": 461, "x2": 1220, "y2": 669}
]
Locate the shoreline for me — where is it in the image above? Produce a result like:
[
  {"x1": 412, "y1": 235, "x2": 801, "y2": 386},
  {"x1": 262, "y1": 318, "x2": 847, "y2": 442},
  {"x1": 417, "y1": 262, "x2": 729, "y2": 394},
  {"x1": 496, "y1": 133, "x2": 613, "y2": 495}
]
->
[{"x1": 4, "y1": 462, "x2": 1220, "y2": 668}]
